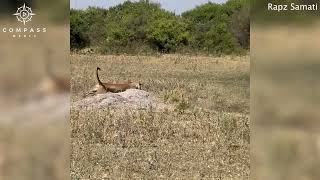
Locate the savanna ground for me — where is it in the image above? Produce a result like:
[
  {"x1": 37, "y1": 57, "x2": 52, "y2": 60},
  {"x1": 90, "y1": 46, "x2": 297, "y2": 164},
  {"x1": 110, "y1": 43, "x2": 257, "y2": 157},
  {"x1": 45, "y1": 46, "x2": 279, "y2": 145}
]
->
[
  {"x1": 252, "y1": 24, "x2": 320, "y2": 180},
  {"x1": 71, "y1": 54, "x2": 250, "y2": 179}
]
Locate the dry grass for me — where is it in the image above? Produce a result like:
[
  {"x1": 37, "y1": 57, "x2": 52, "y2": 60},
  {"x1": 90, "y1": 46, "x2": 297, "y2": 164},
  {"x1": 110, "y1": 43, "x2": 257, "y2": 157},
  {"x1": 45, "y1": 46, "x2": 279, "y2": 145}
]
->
[
  {"x1": 252, "y1": 24, "x2": 320, "y2": 180},
  {"x1": 71, "y1": 54, "x2": 250, "y2": 179}
]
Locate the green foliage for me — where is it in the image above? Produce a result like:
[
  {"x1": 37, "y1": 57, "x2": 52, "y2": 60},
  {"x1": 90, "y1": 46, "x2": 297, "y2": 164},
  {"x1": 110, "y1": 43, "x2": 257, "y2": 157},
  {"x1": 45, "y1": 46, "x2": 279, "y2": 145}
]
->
[
  {"x1": 70, "y1": 0, "x2": 250, "y2": 55},
  {"x1": 70, "y1": 9, "x2": 90, "y2": 49},
  {"x1": 182, "y1": 3, "x2": 225, "y2": 23},
  {"x1": 182, "y1": 0, "x2": 249, "y2": 54},
  {"x1": 146, "y1": 18, "x2": 189, "y2": 52},
  {"x1": 204, "y1": 22, "x2": 241, "y2": 54},
  {"x1": 101, "y1": 1, "x2": 175, "y2": 53},
  {"x1": 83, "y1": 7, "x2": 108, "y2": 46}
]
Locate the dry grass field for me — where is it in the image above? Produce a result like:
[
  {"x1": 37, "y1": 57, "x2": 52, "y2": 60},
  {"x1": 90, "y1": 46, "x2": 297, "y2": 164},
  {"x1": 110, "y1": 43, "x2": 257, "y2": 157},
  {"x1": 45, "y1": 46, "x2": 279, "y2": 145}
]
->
[
  {"x1": 252, "y1": 24, "x2": 320, "y2": 180},
  {"x1": 70, "y1": 54, "x2": 250, "y2": 179}
]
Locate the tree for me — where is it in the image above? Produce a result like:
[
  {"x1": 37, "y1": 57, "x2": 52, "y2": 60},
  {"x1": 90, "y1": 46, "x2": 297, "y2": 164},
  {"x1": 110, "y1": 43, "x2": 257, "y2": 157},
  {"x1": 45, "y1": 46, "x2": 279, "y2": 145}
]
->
[
  {"x1": 70, "y1": 0, "x2": 250, "y2": 55},
  {"x1": 182, "y1": 2, "x2": 243, "y2": 54},
  {"x1": 146, "y1": 18, "x2": 189, "y2": 52},
  {"x1": 70, "y1": 9, "x2": 90, "y2": 49}
]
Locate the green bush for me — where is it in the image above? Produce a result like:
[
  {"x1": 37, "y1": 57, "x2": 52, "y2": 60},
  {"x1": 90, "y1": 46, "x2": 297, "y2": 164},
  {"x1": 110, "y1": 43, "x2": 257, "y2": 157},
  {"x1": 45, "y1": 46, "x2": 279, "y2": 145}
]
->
[
  {"x1": 70, "y1": 0, "x2": 250, "y2": 55},
  {"x1": 70, "y1": 9, "x2": 90, "y2": 49},
  {"x1": 101, "y1": 1, "x2": 176, "y2": 54},
  {"x1": 146, "y1": 18, "x2": 189, "y2": 52},
  {"x1": 83, "y1": 7, "x2": 108, "y2": 46},
  {"x1": 182, "y1": 1, "x2": 248, "y2": 54}
]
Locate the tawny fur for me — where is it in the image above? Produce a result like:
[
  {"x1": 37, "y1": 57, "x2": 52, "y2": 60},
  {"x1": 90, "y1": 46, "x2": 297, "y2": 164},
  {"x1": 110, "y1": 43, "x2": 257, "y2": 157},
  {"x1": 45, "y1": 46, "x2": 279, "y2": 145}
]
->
[
  {"x1": 101, "y1": 81, "x2": 141, "y2": 93},
  {"x1": 85, "y1": 67, "x2": 141, "y2": 96}
]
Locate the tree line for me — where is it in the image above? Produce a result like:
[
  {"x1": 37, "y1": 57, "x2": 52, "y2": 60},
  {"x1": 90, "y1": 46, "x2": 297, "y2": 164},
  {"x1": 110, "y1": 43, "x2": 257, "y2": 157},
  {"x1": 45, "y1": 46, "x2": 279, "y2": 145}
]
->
[{"x1": 71, "y1": 0, "x2": 249, "y2": 55}]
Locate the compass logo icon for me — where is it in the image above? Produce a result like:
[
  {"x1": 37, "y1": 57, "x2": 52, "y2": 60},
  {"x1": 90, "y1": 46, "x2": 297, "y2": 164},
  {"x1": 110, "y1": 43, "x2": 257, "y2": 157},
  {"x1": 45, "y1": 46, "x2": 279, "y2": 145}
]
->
[{"x1": 13, "y1": 3, "x2": 36, "y2": 25}]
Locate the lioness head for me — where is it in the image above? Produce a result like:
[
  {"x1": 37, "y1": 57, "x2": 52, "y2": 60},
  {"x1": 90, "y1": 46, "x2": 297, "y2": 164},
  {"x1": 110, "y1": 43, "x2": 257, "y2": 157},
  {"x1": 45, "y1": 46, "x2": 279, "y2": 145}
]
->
[{"x1": 128, "y1": 80, "x2": 142, "y2": 90}]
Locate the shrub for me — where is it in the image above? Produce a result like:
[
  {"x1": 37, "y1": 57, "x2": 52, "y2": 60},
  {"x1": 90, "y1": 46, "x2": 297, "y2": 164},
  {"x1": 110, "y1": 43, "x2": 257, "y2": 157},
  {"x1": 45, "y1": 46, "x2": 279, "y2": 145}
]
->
[
  {"x1": 146, "y1": 18, "x2": 189, "y2": 53},
  {"x1": 70, "y1": 9, "x2": 90, "y2": 49},
  {"x1": 70, "y1": 0, "x2": 250, "y2": 55},
  {"x1": 182, "y1": 1, "x2": 247, "y2": 54}
]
